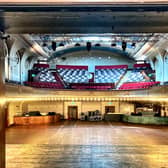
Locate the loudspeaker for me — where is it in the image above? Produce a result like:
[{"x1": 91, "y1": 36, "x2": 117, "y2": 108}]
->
[
  {"x1": 122, "y1": 41, "x2": 127, "y2": 51},
  {"x1": 86, "y1": 42, "x2": 91, "y2": 51},
  {"x1": 52, "y1": 41, "x2": 57, "y2": 51}
]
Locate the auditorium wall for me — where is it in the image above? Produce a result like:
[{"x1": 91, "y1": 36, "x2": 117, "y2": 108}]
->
[
  {"x1": 119, "y1": 102, "x2": 135, "y2": 114},
  {"x1": 27, "y1": 101, "x2": 64, "y2": 115},
  {"x1": 7, "y1": 101, "x2": 135, "y2": 124},
  {"x1": 8, "y1": 102, "x2": 22, "y2": 125},
  {"x1": 51, "y1": 50, "x2": 134, "y2": 72}
]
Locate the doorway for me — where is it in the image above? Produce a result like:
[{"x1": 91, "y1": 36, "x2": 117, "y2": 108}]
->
[
  {"x1": 105, "y1": 106, "x2": 115, "y2": 113},
  {"x1": 68, "y1": 106, "x2": 78, "y2": 120}
]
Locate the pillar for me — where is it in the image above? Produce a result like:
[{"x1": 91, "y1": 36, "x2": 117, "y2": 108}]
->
[{"x1": 0, "y1": 35, "x2": 6, "y2": 168}]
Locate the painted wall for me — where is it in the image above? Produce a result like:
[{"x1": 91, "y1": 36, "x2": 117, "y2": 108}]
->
[
  {"x1": 8, "y1": 101, "x2": 135, "y2": 123},
  {"x1": 50, "y1": 50, "x2": 134, "y2": 72},
  {"x1": 27, "y1": 101, "x2": 64, "y2": 115},
  {"x1": 119, "y1": 102, "x2": 135, "y2": 114},
  {"x1": 81, "y1": 102, "x2": 101, "y2": 113},
  {"x1": 8, "y1": 102, "x2": 22, "y2": 125},
  {"x1": 163, "y1": 55, "x2": 168, "y2": 82}
]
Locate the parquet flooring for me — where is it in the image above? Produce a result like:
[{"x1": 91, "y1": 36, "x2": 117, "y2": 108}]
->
[{"x1": 6, "y1": 121, "x2": 168, "y2": 168}]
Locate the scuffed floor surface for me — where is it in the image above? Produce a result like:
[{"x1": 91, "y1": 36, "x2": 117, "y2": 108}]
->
[{"x1": 6, "y1": 121, "x2": 168, "y2": 168}]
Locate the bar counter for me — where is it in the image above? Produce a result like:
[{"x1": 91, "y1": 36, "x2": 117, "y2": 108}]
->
[{"x1": 14, "y1": 115, "x2": 60, "y2": 125}]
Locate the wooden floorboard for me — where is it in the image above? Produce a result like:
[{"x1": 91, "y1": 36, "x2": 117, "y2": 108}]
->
[{"x1": 6, "y1": 121, "x2": 168, "y2": 168}]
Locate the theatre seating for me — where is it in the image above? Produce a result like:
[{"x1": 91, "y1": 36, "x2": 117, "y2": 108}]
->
[
  {"x1": 126, "y1": 70, "x2": 146, "y2": 82},
  {"x1": 33, "y1": 63, "x2": 49, "y2": 71},
  {"x1": 119, "y1": 81, "x2": 160, "y2": 90},
  {"x1": 39, "y1": 69, "x2": 57, "y2": 82},
  {"x1": 56, "y1": 65, "x2": 89, "y2": 83},
  {"x1": 24, "y1": 81, "x2": 64, "y2": 89},
  {"x1": 125, "y1": 63, "x2": 152, "y2": 83},
  {"x1": 70, "y1": 83, "x2": 115, "y2": 90},
  {"x1": 95, "y1": 65, "x2": 128, "y2": 83},
  {"x1": 133, "y1": 63, "x2": 151, "y2": 69}
]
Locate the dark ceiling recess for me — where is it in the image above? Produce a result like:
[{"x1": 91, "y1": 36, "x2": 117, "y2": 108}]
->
[
  {"x1": 52, "y1": 41, "x2": 57, "y2": 51},
  {"x1": 111, "y1": 43, "x2": 117, "y2": 47},
  {"x1": 122, "y1": 41, "x2": 127, "y2": 51},
  {"x1": 95, "y1": 43, "x2": 101, "y2": 47},
  {"x1": 59, "y1": 43, "x2": 65, "y2": 47},
  {"x1": 86, "y1": 42, "x2": 92, "y2": 51},
  {"x1": 61, "y1": 57, "x2": 66, "y2": 61},
  {"x1": 42, "y1": 42, "x2": 47, "y2": 47},
  {"x1": 131, "y1": 42, "x2": 136, "y2": 48},
  {"x1": 75, "y1": 43, "x2": 81, "y2": 47}
]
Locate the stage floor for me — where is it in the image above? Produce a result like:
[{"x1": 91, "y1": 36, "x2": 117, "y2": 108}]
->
[{"x1": 6, "y1": 121, "x2": 168, "y2": 168}]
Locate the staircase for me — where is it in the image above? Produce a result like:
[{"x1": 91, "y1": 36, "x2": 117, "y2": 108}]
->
[{"x1": 116, "y1": 70, "x2": 132, "y2": 89}]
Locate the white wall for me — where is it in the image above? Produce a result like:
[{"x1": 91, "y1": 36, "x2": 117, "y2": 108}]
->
[
  {"x1": 51, "y1": 50, "x2": 134, "y2": 72},
  {"x1": 155, "y1": 57, "x2": 163, "y2": 82},
  {"x1": 163, "y1": 55, "x2": 168, "y2": 82}
]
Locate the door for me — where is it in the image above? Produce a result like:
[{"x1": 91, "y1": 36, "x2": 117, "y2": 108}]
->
[
  {"x1": 68, "y1": 106, "x2": 78, "y2": 120},
  {"x1": 105, "y1": 106, "x2": 115, "y2": 113}
]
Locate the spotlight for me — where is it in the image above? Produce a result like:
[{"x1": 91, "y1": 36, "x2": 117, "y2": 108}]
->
[
  {"x1": 122, "y1": 41, "x2": 127, "y2": 51},
  {"x1": 86, "y1": 42, "x2": 91, "y2": 52},
  {"x1": 95, "y1": 43, "x2": 101, "y2": 47},
  {"x1": 75, "y1": 43, "x2": 81, "y2": 47},
  {"x1": 59, "y1": 43, "x2": 64, "y2": 47},
  {"x1": 51, "y1": 41, "x2": 57, "y2": 51}
]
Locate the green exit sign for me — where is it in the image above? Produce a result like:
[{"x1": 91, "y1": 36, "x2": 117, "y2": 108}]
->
[
  {"x1": 108, "y1": 102, "x2": 112, "y2": 105},
  {"x1": 32, "y1": 74, "x2": 36, "y2": 77}
]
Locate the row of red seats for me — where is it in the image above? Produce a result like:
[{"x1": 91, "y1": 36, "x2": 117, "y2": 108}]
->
[
  {"x1": 119, "y1": 81, "x2": 160, "y2": 90},
  {"x1": 33, "y1": 64, "x2": 49, "y2": 68},
  {"x1": 56, "y1": 65, "x2": 88, "y2": 70},
  {"x1": 95, "y1": 65, "x2": 128, "y2": 69},
  {"x1": 71, "y1": 83, "x2": 115, "y2": 90},
  {"x1": 24, "y1": 82, "x2": 64, "y2": 89},
  {"x1": 133, "y1": 63, "x2": 151, "y2": 68},
  {"x1": 33, "y1": 63, "x2": 150, "y2": 70}
]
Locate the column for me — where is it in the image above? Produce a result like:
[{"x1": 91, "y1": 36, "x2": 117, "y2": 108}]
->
[{"x1": 0, "y1": 36, "x2": 6, "y2": 168}]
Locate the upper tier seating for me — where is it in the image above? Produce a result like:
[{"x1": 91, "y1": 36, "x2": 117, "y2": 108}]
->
[
  {"x1": 133, "y1": 63, "x2": 151, "y2": 69},
  {"x1": 95, "y1": 65, "x2": 128, "y2": 83},
  {"x1": 39, "y1": 69, "x2": 57, "y2": 83},
  {"x1": 33, "y1": 63, "x2": 49, "y2": 71},
  {"x1": 56, "y1": 65, "x2": 90, "y2": 83},
  {"x1": 125, "y1": 63, "x2": 152, "y2": 83},
  {"x1": 70, "y1": 83, "x2": 115, "y2": 90},
  {"x1": 126, "y1": 70, "x2": 146, "y2": 82},
  {"x1": 119, "y1": 81, "x2": 160, "y2": 90},
  {"x1": 24, "y1": 81, "x2": 63, "y2": 89}
]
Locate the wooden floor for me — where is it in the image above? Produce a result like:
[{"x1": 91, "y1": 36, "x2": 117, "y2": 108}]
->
[{"x1": 6, "y1": 121, "x2": 168, "y2": 168}]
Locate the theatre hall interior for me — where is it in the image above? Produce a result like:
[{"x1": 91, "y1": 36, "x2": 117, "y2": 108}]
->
[{"x1": 0, "y1": 2, "x2": 168, "y2": 168}]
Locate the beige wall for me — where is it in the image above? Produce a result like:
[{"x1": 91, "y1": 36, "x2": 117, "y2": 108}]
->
[
  {"x1": 27, "y1": 101, "x2": 64, "y2": 115},
  {"x1": 81, "y1": 102, "x2": 101, "y2": 113},
  {"x1": 8, "y1": 102, "x2": 22, "y2": 125},
  {"x1": 7, "y1": 101, "x2": 135, "y2": 124},
  {"x1": 119, "y1": 102, "x2": 135, "y2": 114}
]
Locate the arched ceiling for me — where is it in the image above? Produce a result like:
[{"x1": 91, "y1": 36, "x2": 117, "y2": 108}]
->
[{"x1": 25, "y1": 33, "x2": 168, "y2": 60}]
